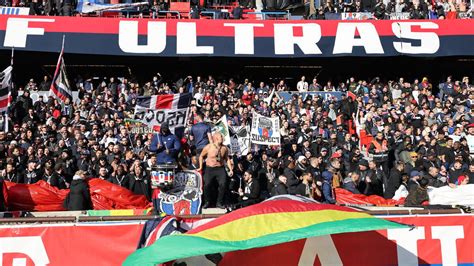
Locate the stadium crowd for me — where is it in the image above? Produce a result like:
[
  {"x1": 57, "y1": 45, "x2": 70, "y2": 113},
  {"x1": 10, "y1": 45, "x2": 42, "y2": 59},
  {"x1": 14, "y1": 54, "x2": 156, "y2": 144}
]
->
[
  {"x1": 0, "y1": 0, "x2": 472, "y2": 19},
  {"x1": 0, "y1": 73, "x2": 473, "y2": 211}
]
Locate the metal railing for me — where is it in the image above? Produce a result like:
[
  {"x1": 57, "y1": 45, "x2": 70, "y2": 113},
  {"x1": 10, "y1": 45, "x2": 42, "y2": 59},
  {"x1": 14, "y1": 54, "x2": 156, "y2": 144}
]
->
[
  {"x1": 0, "y1": 208, "x2": 466, "y2": 224},
  {"x1": 246, "y1": 10, "x2": 290, "y2": 20},
  {"x1": 157, "y1": 10, "x2": 182, "y2": 19}
]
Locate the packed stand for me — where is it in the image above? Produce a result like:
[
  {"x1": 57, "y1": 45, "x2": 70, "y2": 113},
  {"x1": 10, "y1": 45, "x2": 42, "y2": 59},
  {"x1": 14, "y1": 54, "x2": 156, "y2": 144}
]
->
[
  {"x1": 0, "y1": 73, "x2": 473, "y2": 211},
  {"x1": 0, "y1": 0, "x2": 472, "y2": 19},
  {"x1": 304, "y1": 0, "x2": 473, "y2": 19}
]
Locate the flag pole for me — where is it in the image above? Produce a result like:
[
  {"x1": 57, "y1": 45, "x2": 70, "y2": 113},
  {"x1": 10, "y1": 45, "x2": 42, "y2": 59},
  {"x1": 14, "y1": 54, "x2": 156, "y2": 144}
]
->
[
  {"x1": 10, "y1": 46, "x2": 14, "y2": 66},
  {"x1": 61, "y1": 34, "x2": 66, "y2": 51},
  {"x1": 4, "y1": 47, "x2": 14, "y2": 133}
]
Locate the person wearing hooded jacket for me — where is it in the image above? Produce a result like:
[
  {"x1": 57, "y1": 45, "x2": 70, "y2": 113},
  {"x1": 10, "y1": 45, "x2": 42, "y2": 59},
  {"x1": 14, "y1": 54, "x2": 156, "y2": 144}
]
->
[
  {"x1": 63, "y1": 170, "x2": 92, "y2": 211},
  {"x1": 149, "y1": 122, "x2": 181, "y2": 164},
  {"x1": 321, "y1": 171, "x2": 336, "y2": 204}
]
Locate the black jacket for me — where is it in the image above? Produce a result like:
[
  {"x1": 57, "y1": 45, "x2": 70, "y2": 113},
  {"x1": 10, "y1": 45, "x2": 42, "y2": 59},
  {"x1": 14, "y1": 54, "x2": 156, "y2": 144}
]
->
[
  {"x1": 0, "y1": 172, "x2": 22, "y2": 183},
  {"x1": 64, "y1": 179, "x2": 92, "y2": 211},
  {"x1": 241, "y1": 180, "x2": 260, "y2": 201},
  {"x1": 385, "y1": 168, "x2": 402, "y2": 199},
  {"x1": 21, "y1": 169, "x2": 42, "y2": 184},
  {"x1": 43, "y1": 172, "x2": 68, "y2": 189},
  {"x1": 271, "y1": 181, "x2": 288, "y2": 196},
  {"x1": 294, "y1": 182, "x2": 313, "y2": 197},
  {"x1": 108, "y1": 174, "x2": 130, "y2": 188},
  {"x1": 128, "y1": 174, "x2": 152, "y2": 201},
  {"x1": 283, "y1": 167, "x2": 299, "y2": 194}
]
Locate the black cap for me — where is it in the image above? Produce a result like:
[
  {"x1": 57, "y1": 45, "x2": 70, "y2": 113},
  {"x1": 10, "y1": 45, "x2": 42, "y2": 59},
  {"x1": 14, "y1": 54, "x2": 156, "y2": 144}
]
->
[{"x1": 359, "y1": 159, "x2": 369, "y2": 167}]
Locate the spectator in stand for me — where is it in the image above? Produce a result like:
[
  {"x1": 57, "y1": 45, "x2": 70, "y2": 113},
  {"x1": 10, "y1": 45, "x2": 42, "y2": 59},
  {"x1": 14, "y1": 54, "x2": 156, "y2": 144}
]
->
[
  {"x1": 405, "y1": 177, "x2": 429, "y2": 207},
  {"x1": 342, "y1": 172, "x2": 362, "y2": 194},
  {"x1": 236, "y1": 170, "x2": 260, "y2": 207},
  {"x1": 190, "y1": 113, "x2": 212, "y2": 156},
  {"x1": 149, "y1": 122, "x2": 181, "y2": 164},
  {"x1": 63, "y1": 170, "x2": 92, "y2": 211},
  {"x1": 321, "y1": 171, "x2": 336, "y2": 204}
]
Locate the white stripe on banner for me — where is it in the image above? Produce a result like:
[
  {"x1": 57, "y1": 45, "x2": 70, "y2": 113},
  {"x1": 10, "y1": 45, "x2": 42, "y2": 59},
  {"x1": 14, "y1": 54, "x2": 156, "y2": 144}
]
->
[
  {"x1": 150, "y1": 96, "x2": 157, "y2": 109},
  {"x1": 171, "y1": 94, "x2": 179, "y2": 110}
]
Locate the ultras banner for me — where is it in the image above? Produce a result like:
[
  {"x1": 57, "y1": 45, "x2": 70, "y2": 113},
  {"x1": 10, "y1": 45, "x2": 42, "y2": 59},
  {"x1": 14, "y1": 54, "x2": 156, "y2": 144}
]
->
[
  {"x1": 0, "y1": 214, "x2": 472, "y2": 266},
  {"x1": 0, "y1": 16, "x2": 473, "y2": 57}
]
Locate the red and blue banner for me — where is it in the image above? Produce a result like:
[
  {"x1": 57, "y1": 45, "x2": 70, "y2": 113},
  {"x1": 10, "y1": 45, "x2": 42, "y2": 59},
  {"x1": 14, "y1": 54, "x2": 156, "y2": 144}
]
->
[{"x1": 0, "y1": 16, "x2": 473, "y2": 57}]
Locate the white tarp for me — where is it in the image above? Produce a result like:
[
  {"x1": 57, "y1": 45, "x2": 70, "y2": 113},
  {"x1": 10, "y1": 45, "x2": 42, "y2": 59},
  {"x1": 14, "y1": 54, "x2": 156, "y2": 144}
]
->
[{"x1": 428, "y1": 184, "x2": 474, "y2": 206}]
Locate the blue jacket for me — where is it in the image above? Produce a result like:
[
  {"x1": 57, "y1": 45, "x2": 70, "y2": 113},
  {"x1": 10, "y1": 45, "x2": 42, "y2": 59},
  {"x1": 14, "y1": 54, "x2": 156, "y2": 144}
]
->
[
  {"x1": 150, "y1": 133, "x2": 181, "y2": 164},
  {"x1": 322, "y1": 181, "x2": 336, "y2": 204}
]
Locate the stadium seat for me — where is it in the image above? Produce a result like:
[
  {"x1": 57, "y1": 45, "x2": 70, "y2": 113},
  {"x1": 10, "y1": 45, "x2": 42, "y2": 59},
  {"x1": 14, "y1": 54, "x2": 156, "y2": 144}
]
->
[{"x1": 170, "y1": 2, "x2": 191, "y2": 19}]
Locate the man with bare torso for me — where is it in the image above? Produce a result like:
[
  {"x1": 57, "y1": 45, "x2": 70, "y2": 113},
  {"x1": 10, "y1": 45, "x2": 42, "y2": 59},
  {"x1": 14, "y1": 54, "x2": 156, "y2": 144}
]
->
[{"x1": 198, "y1": 132, "x2": 233, "y2": 209}]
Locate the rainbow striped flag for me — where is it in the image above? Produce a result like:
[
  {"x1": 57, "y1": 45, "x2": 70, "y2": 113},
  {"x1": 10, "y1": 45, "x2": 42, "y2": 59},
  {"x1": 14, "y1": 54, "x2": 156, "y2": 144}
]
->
[{"x1": 123, "y1": 199, "x2": 408, "y2": 266}]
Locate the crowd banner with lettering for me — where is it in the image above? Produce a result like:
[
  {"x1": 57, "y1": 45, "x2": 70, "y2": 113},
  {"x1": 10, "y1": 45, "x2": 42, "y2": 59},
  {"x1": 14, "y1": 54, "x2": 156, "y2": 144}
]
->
[
  {"x1": 134, "y1": 107, "x2": 188, "y2": 134},
  {"x1": 277, "y1": 91, "x2": 344, "y2": 102},
  {"x1": 230, "y1": 125, "x2": 250, "y2": 156},
  {"x1": 0, "y1": 214, "x2": 472, "y2": 265},
  {"x1": 212, "y1": 115, "x2": 231, "y2": 146},
  {"x1": 341, "y1": 12, "x2": 375, "y2": 20},
  {"x1": 389, "y1": 12, "x2": 410, "y2": 20},
  {"x1": 250, "y1": 111, "x2": 280, "y2": 145},
  {"x1": 124, "y1": 118, "x2": 153, "y2": 134},
  {"x1": 134, "y1": 93, "x2": 191, "y2": 136},
  {"x1": 0, "y1": 16, "x2": 473, "y2": 57},
  {"x1": 152, "y1": 170, "x2": 203, "y2": 215}
]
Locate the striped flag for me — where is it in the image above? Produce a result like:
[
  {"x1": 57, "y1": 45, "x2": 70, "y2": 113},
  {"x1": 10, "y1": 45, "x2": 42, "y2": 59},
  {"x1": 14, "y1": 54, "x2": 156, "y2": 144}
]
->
[
  {"x1": 50, "y1": 45, "x2": 72, "y2": 103},
  {"x1": 0, "y1": 66, "x2": 12, "y2": 113},
  {"x1": 136, "y1": 93, "x2": 192, "y2": 110}
]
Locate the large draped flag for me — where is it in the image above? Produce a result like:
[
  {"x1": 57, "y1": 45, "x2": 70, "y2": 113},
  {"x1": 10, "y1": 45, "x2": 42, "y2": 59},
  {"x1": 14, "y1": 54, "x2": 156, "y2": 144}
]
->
[
  {"x1": 123, "y1": 198, "x2": 408, "y2": 266},
  {"x1": 50, "y1": 37, "x2": 72, "y2": 103}
]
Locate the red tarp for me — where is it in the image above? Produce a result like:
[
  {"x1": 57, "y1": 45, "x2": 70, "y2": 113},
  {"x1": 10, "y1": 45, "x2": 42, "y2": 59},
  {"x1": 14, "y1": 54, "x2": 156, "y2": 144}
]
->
[
  {"x1": 335, "y1": 188, "x2": 405, "y2": 206},
  {"x1": 2, "y1": 179, "x2": 150, "y2": 211},
  {"x1": 3, "y1": 180, "x2": 403, "y2": 211}
]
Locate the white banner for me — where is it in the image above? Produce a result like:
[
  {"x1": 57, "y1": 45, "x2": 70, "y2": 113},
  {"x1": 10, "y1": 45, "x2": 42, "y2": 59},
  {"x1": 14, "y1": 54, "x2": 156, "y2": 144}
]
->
[
  {"x1": 134, "y1": 107, "x2": 188, "y2": 134},
  {"x1": 230, "y1": 125, "x2": 250, "y2": 156},
  {"x1": 212, "y1": 115, "x2": 231, "y2": 146},
  {"x1": 389, "y1": 12, "x2": 410, "y2": 20},
  {"x1": 250, "y1": 111, "x2": 280, "y2": 145},
  {"x1": 341, "y1": 12, "x2": 375, "y2": 20}
]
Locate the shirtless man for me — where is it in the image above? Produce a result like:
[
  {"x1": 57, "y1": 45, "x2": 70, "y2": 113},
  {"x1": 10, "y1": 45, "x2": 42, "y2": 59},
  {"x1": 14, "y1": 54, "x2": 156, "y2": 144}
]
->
[{"x1": 198, "y1": 132, "x2": 233, "y2": 209}]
